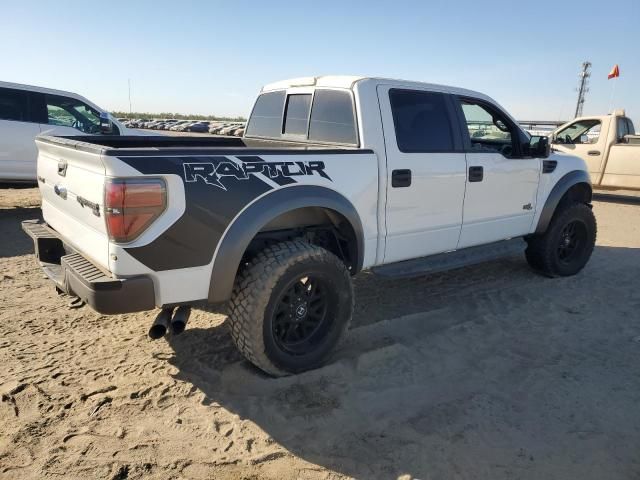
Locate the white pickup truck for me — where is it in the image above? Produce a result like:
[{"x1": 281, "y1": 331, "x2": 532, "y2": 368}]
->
[
  {"x1": 23, "y1": 75, "x2": 597, "y2": 376},
  {"x1": 0, "y1": 81, "x2": 144, "y2": 182},
  {"x1": 552, "y1": 110, "x2": 640, "y2": 190}
]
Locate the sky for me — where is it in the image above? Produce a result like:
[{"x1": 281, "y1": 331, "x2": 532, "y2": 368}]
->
[{"x1": 2, "y1": 0, "x2": 638, "y2": 125}]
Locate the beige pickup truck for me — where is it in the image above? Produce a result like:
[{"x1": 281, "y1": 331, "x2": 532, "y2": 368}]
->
[{"x1": 552, "y1": 110, "x2": 640, "y2": 190}]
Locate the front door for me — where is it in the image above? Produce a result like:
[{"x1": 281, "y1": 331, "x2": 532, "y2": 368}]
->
[
  {"x1": 455, "y1": 97, "x2": 540, "y2": 249},
  {"x1": 378, "y1": 86, "x2": 467, "y2": 264},
  {"x1": 0, "y1": 87, "x2": 41, "y2": 181},
  {"x1": 551, "y1": 118, "x2": 605, "y2": 182},
  {"x1": 36, "y1": 93, "x2": 105, "y2": 138}
]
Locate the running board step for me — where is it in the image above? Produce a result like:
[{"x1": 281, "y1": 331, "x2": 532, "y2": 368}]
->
[{"x1": 372, "y1": 238, "x2": 526, "y2": 279}]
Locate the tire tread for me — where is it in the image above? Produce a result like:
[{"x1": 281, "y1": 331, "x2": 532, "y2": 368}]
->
[{"x1": 228, "y1": 240, "x2": 352, "y2": 376}]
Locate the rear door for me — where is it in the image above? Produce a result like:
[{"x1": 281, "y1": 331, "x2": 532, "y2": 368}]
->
[
  {"x1": 0, "y1": 87, "x2": 41, "y2": 181},
  {"x1": 378, "y1": 86, "x2": 467, "y2": 263},
  {"x1": 454, "y1": 97, "x2": 540, "y2": 248}
]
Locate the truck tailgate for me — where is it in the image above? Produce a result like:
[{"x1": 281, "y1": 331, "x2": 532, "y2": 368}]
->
[{"x1": 36, "y1": 137, "x2": 110, "y2": 271}]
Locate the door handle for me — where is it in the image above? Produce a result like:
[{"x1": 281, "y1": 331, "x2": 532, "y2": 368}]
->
[
  {"x1": 468, "y1": 166, "x2": 483, "y2": 182},
  {"x1": 57, "y1": 160, "x2": 67, "y2": 176},
  {"x1": 53, "y1": 184, "x2": 67, "y2": 200},
  {"x1": 587, "y1": 150, "x2": 600, "y2": 156},
  {"x1": 391, "y1": 169, "x2": 412, "y2": 188}
]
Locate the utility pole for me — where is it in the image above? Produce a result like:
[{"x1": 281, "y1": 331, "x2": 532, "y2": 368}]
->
[
  {"x1": 128, "y1": 78, "x2": 132, "y2": 117},
  {"x1": 574, "y1": 61, "x2": 591, "y2": 118}
]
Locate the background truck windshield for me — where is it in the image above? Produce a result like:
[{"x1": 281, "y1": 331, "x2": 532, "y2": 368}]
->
[{"x1": 555, "y1": 119, "x2": 601, "y2": 144}]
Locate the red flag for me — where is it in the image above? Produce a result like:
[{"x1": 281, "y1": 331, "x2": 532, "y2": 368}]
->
[{"x1": 608, "y1": 64, "x2": 620, "y2": 79}]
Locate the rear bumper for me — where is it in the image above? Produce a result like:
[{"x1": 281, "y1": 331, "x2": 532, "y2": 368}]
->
[{"x1": 21, "y1": 220, "x2": 156, "y2": 314}]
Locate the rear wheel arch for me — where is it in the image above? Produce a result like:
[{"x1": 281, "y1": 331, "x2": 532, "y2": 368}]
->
[
  {"x1": 207, "y1": 186, "x2": 364, "y2": 304},
  {"x1": 535, "y1": 170, "x2": 592, "y2": 234}
]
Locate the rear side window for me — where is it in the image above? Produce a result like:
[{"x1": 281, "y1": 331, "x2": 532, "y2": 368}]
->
[
  {"x1": 389, "y1": 89, "x2": 454, "y2": 152},
  {"x1": 627, "y1": 118, "x2": 636, "y2": 135},
  {"x1": 0, "y1": 87, "x2": 29, "y2": 122},
  {"x1": 617, "y1": 117, "x2": 631, "y2": 140},
  {"x1": 283, "y1": 94, "x2": 311, "y2": 135},
  {"x1": 309, "y1": 90, "x2": 357, "y2": 145},
  {"x1": 246, "y1": 90, "x2": 285, "y2": 138}
]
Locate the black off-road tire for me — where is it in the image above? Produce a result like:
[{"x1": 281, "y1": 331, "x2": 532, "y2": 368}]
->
[
  {"x1": 227, "y1": 240, "x2": 354, "y2": 376},
  {"x1": 525, "y1": 202, "x2": 597, "y2": 277}
]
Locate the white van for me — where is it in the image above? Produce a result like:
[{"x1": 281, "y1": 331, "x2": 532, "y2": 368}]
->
[{"x1": 0, "y1": 81, "x2": 141, "y2": 182}]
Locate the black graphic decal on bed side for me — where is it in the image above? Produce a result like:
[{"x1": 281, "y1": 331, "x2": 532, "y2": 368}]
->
[{"x1": 116, "y1": 155, "x2": 272, "y2": 271}]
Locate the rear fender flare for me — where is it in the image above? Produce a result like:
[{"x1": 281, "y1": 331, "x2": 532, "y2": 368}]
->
[{"x1": 208, "y1": 185, "x2": 364, "y2": 303}]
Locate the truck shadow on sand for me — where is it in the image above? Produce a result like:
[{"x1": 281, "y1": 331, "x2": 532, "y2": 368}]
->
[
  {"x1": 0, "y1": 206, "x2": 42, "y2": 258},
  {"x1": 166, "y1": 245, "x2": 640, "y2": 478}
]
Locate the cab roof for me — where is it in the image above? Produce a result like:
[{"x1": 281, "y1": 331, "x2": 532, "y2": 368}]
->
[
  {"x1": 0, "y1": 80, "x2": 102, "y2": 111},
  {"x1": 261, "y1": 75, "x2": 491, "y2": 102}
]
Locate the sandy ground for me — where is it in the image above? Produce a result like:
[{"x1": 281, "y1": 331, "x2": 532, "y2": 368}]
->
[{"x1": 1, "y1": 186, "x2": 640, "y2": 480}]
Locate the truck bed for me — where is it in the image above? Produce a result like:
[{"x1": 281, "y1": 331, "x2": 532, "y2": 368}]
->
[{"x1": 36, "y1": 135, "x2": 363, "y2": 156}]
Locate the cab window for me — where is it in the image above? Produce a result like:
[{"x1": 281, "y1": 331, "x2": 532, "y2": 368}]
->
[
  {"x1": 246, "y1": 91, "x2": 286, "y2": 138},
  {"x1": 389, "y1": 89, "x2": 454, "y2": 152},
  {"x1": 0, "y1": 87, "x2": 29, "y2": 122},
  {"x1": 309, "y1": 89, "x2": 357, "y2": 145},
  {"x1": 283, "y1": 94, "x2": 311, "y2": 136},
  {"x1": 617, "y1": 117, "x2": 633, "y2": 141},
  {"x1": 459, "y1": 100, "x2": 515, "y2": 157},
  {"x1": 45, "y1": 95, "x2": 102, "y2": 134},
  {"x1": 554, "y1": 119, "x2": 601, "y2": 145}
]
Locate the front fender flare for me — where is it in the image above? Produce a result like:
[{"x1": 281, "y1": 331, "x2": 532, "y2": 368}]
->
[
  {"x1": 208, "y1": 185, "x2": 364, "y2": 304},
  {"x1": 535, "y1": 170, "x2": 592, "y2": 234}
]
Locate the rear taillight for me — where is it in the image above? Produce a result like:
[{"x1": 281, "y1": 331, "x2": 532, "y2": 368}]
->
[{"x1": 105, "y1": 178, "x2": 166, "y2": 243}]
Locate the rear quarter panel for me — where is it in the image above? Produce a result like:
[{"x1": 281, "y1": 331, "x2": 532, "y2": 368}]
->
[{"x1": 102, "y1": 151, "x2": 379, "y2": 306}]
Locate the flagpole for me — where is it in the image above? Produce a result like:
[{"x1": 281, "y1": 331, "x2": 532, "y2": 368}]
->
[{"x1": 608, "y1": 78, "x2": 617, "y2": 113}]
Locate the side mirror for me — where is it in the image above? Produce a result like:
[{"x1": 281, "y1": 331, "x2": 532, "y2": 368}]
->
[
  {"x1": 99, "y1": 112, "x2": 114, "y2": 135},
  {"x1": 526, "y1": 135, "x2": 550, "y2": 158}
]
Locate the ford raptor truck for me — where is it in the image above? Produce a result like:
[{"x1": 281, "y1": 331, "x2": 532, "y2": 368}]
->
[{"x1": 23, "y1": 76, "x2": 597, "y2": 376}]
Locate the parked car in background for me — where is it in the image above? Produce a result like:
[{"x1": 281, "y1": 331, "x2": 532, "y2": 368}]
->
[
  {"x1": 177, "y1": 122, "x2": 195, "y2": 132},
  {"x1": 219, "y1": 124, "x2": 242, "y2": 135},
  {"x1": 0, "y1": 81, "x2": 145, "y2": 182},
  {"x1": 161, "y1": 120, "x2": 179, "y2": 130},
  {"x1": 552, "y1": 110, "x2": 640, "y2": 190},
  {"x1": 230, "y1": 124, "x2": 246, "y2": 136},
  {"x1": 209, "y1": 123, "x2": 228, "y2": 134},
  {"x1": 170, "y1": 121, "x2": 190, "y2": 131},
  {"x1": 187, "y1": 121, "x2": 210, "y2": 133}
]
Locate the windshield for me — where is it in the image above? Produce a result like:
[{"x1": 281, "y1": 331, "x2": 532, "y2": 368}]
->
[
  {"x1": 554, "y1": 119, "x2": 601, "y2": 144},
  {"x1": 46, "y1": 94, "x2": 102, "y2": 134}
]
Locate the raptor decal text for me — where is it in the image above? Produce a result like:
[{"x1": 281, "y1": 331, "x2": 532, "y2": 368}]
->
[{"x1": 183, "y1": 158, "x2": 331, "y2": 190}]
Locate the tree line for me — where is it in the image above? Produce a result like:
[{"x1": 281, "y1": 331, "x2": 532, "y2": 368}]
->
[{"x1": 111, "y1": 111, "x2": 246, "y2": 121}]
